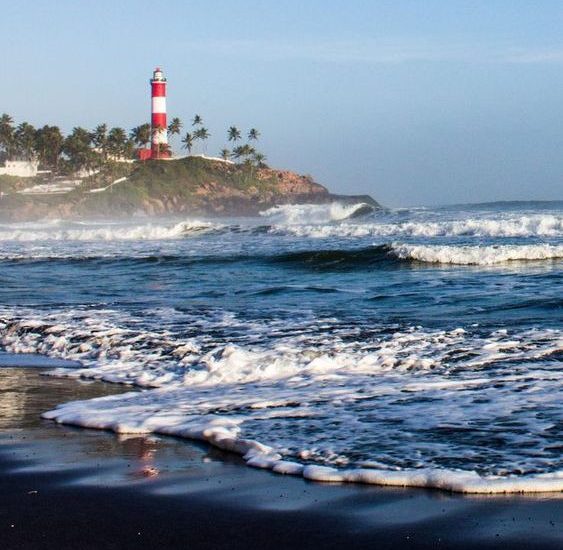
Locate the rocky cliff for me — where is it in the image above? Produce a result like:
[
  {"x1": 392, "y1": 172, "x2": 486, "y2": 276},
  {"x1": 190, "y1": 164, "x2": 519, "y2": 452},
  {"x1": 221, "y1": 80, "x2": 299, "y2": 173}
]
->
[{"x1": 0, "y1": 157, "x2": 380, "y2": 221}]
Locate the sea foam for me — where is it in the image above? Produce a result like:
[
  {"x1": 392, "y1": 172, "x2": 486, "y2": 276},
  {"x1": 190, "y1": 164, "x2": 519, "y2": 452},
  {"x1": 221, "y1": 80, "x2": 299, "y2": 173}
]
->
[
  {"x1": 260, "y1": 203, "x2": 375, "y2": 225},
  {"x1": 390, "y1": 243, "x2": 563, "y2": 265},
  {"x1": 2, "y1": 307, "x2": 562, "y2": 494},
  {"x1": 270, "y1": 214, "x2": 563, "y2": 238},
  {"x1": 1, "y1": 202, "x2": 561, "y2": 494},
  {"x1": 0, "y1": 220, "x2": 222, "y2": 241}
]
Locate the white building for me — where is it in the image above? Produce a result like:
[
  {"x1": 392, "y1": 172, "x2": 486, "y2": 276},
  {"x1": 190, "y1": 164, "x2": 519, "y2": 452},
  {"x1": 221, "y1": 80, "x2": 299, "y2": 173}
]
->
[{"x1": 0, "y1": 160, "x2": 39, "y2": 178}]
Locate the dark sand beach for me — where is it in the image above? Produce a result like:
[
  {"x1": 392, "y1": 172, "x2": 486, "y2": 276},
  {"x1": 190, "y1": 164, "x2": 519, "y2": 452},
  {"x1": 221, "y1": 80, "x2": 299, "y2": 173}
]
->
[{"x1": 0, "y1": 357, "x2": 561, "y2": 550}]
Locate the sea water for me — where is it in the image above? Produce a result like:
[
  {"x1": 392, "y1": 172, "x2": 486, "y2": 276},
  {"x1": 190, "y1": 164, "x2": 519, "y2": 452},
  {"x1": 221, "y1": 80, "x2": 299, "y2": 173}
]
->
[{"x1": 0, "y1": 201, "x2": 561, "y2": 493}]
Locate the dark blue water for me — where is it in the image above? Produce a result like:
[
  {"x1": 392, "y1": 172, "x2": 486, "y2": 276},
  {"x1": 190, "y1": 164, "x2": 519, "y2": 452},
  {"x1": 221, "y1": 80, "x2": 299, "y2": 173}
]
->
[{"x1": 0, "y1": 201, "x2": 561, "y2": 490}]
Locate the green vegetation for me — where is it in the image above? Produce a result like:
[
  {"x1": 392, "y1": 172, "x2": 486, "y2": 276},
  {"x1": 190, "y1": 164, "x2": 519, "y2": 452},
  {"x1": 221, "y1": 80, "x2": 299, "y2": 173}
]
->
[
  {"x1": 71, "y1": 157, "x2": 300, "y2": 217},
  {"x1": 0, "y1": 112, "x2": 268, "y2": 175},
  {"x1": 125, "y1": 156, "x2": 279, "y2": 195},
  {"x1": 0, "y1": 174, "x2": 34, "y2": 194},
  {"x1": 0, "y1": 113, "x2": 358, "y2": 221},
  {"x1": 0, "y1": 155, "x2": 332, "y2": 221},
  {"x1": 130, "y1": 124, "x2": 151, "y2": 149}
]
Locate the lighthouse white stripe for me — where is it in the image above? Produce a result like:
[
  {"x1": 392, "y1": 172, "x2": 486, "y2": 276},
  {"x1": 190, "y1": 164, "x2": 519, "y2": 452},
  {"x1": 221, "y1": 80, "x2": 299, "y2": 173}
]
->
[
  {"x1": 152, "y1": 128, "x2": 168, "y2": 144},
  {"x1": 152, "y1": 97, "x2": 167, "y2": 113}
]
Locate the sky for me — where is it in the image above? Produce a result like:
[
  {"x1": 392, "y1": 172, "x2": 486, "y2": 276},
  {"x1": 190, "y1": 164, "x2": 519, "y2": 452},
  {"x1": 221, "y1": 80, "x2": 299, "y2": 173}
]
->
[{"x1": 2, "y1": 0, "x2": 563, "y2": 206}]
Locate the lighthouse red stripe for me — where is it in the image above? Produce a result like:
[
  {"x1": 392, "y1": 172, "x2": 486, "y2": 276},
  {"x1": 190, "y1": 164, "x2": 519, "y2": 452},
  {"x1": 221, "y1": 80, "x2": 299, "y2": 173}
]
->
[
  {"x1": 152, "y1": 113, "x2": 167, "y2": 128},
  {"x1": 152, "y1": 113, "x2": 166, "y2": 123},
  {"x1": 151, "y1": 82, "x2": 166, "y2": 97}
]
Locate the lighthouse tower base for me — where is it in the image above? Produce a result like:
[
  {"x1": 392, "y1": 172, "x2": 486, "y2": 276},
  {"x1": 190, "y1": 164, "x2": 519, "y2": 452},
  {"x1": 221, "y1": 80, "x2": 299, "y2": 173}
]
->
[
  {"x1": 136, "y1": 148, "x2": 171, "y2": 161},
  {"x1": 150, "y1": 146, "x2": 171, "y2": 159}
]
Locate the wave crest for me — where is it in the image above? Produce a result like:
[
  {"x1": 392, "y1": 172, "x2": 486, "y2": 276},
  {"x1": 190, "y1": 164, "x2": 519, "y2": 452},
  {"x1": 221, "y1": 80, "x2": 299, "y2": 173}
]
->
[
  {"x1": 272, "y1": 214, "x2": 563, "y2": 238},
  {"x1": 392, "y1": 243, "x2": 563, "y2": 265},
  {"x1": 272, "y1": 244, "x2": 563, "y2": 269},
  {"x1": 0, "y1": 220, "x2": 222, "y2": 242},
  {"x1": 260, "y1": 202, "x2": 375, "y2": 225},
  {"x1": 2, "y1": 307, "x2": 562, "y2": 493}
]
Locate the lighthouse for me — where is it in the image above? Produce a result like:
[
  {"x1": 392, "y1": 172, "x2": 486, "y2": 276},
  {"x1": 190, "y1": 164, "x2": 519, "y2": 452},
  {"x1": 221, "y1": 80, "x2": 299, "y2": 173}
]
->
[{"x1": 150, "y1": 67, "x2": 169, "y2": 158}]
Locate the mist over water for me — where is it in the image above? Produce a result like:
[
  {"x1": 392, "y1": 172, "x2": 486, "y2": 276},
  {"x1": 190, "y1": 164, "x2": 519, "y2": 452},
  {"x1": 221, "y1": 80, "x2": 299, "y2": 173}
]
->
[{"x1": 0, "y1": 201, "x2": 561, "y2": 492}]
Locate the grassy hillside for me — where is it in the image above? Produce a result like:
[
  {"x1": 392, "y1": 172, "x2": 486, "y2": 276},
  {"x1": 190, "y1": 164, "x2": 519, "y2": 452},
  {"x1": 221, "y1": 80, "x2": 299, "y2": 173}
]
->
[
  {"x1": 0, "y1": 157, "x2": 343, "y2": 220},
  {"x1": 0, "y1": 174, "x2": 39, "y2": 194},
  {"x1": 0, "y1": 156, "x2": 380, "y2": 221},
  {"x1": 74, "y1": 157, "x2": 317, "y2": 215}
]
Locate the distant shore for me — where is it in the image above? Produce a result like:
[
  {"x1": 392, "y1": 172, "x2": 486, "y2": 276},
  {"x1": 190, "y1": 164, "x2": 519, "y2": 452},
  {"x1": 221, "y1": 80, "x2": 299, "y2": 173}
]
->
[
  {"x1": 1, "y1": 361, "x2": 561, "y2": 550},
  {"x1": 0, "y1": 156, "x2": 380, "y2": 222}
]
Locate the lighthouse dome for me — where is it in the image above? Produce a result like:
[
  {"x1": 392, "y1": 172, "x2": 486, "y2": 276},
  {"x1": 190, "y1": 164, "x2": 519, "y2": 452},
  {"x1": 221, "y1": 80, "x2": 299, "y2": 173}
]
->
[{"x1": 153, "y1": 67, "x2": 165, "y2": 81}]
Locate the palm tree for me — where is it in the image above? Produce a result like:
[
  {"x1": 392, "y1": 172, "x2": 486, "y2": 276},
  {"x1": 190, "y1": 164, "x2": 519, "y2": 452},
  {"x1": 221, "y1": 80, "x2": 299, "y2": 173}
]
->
[
  {"x1": 14, "y1": 122, "x2": 37, "y2": 160},
  {"x1": 228, "y1": 126, "x2": 241, "y2": 146},
  {"x1": 130, "y1": 124, "x2": 151, "y2": 149},
  {"x1": 232, "y1": 144, "x2": 254, "y2": 162},
  {"x1": 35, "y1": 125, "x2": 64, "y2": 170},
  {"x1": 195, "y1": 127, "x2": 210, "y2": 140},
  {"x1": 152, "y1": 142, "x2": 171, "y2": 159},
  {"x1": 63, "y1": 127, "x2": 96, "y2": 172},
  {"x1": 91, "y1": 124, "x2": 108, "y2": 159},
  {"x1": 181, "y1": 132, "x2": 194, "y2": 154},
  {"x1": 220, "y1": 148, "x2": 231, "y2": 161},
  {"x1": 122, "y1": 138, "x2": 136, "y2": 160},
  {"x1": 91, "y1": 124, "x2": 108, "y2": 166},
  {"x1": 192, "y1": 114, "x2": 203, "y2": 126},
  {"x1": 194, "y1": 127, "x2": 210, "y2": 153},
  {"x1": 231, "y1": 145, "x2": 244, "y2": 160},
  {"x1": 253, "y1": 152, "x2": 267, "y2": 167},
  {"x1": 166, "y1": 117, "x2": 182, "y2": 155},
  {"x1": 168, "y1": 117, "x2": 182, "y2": 137},
  {"x1": 107, "y1": 127, "x2": 128, "y2": 159},
  {"x1": 248, "y1": 128, "x2": 260, "y2": 142},
  {"x1": 0, "y1": 113, "x2": 14, "y2": 159}
]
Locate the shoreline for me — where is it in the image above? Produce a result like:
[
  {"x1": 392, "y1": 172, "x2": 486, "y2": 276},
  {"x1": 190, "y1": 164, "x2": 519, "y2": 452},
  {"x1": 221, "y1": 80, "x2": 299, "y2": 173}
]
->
[
  {"x1": 33, "y1": 354, "x2": 563, "y2": 495},
  {"x1": 42, "y1": 388, "x2": 563, "y2": 495},
  {"x1": 0, "y1": 361, "x2": 562, "y2": 549}
]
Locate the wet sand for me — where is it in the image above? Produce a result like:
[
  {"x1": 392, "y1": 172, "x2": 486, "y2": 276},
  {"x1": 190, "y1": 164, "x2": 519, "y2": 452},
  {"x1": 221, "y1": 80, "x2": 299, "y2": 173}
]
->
[{"x1": 0, "y1": 359, "x2": 561, "y2": 549}]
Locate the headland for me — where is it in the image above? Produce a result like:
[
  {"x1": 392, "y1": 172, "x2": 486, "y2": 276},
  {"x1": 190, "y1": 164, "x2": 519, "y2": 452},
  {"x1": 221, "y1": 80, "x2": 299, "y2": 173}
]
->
[{"x1": 0, "y1": 156, "x2": 379, "y2": 222}]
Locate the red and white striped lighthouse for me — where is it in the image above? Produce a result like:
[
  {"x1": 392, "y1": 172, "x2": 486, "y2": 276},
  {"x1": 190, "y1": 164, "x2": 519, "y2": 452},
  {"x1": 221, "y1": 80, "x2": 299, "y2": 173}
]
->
[{"x1": 150, "y1": 67, "x2": 169, "y2": 158}]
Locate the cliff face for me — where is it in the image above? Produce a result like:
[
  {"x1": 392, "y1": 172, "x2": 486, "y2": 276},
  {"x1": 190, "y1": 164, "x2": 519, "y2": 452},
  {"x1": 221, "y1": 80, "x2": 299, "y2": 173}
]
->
[
  {"x1": 0, "y1": 157, "x2": 379, "y2": 221},
  {"x1": 186, "y1": 166, "x2": 330, "y2": 216}
]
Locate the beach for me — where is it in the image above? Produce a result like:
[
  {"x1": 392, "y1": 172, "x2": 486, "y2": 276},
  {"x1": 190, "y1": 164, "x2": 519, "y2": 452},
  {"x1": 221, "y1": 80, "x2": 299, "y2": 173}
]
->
[
  {"x1": 1, "y1": 361, "x2": 561, "y2": 549},
  {"x1": 0, "y1": 204, "x2": 561, "y2": 493},
  {"x1": 3, "y1": 2, "x2": 563, "y2": 546},
  {"x1": 0, "y1": 202, "x2": 561, "y2": 548}
]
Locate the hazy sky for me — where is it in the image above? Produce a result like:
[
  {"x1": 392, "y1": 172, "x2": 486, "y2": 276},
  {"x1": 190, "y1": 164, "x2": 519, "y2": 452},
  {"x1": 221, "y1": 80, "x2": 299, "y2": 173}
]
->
[{"x1": 2, "y1": 0, "x2": 563, "y2": 206}]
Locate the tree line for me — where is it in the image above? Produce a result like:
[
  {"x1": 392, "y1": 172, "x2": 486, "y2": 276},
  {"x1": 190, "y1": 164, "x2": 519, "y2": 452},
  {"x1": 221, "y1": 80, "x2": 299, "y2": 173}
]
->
[
  {"x1": 0, "y1": 113, "x2": 266, "y2": 174},
  {"x1": 180, "y1": 115, "x2": 266, "y2": 167}
]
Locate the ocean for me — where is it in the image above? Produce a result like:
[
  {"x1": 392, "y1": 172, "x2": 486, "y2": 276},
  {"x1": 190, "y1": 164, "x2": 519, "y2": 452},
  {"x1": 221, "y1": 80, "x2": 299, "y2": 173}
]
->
[{"x1": 0, "y1": 200, "x2": 561, "y2": 493}]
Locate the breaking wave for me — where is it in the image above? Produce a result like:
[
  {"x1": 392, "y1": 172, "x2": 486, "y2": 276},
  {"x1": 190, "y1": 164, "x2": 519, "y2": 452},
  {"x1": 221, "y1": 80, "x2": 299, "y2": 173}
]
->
[
  {"x1": 260, "y1": 202, "x2": 376, "y2": 225},
  {"x1": 272, "y1": 243, "x2": 563, "y2": 269},
  {"x1": 271, "y1": 214, "x2": 563, "y2": 238},
  {"x1": 392, "y1": 243, "x2": 563, "y2": 265},
  {"x1": 1, "y1": 306, "x2": 561, "y2": 493},
  {"x1": 0, "y1": 220, "x2": 224, "y2": 241},
  {"x1": 1, "y1": 201, "x2": 562, "y2": 495},
  {"x1": 1, "y1": 211, "x2": 560, "y2": 244},
  {"x1": 0, "y1": 243, "x2": 561, "y2": 268}
]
